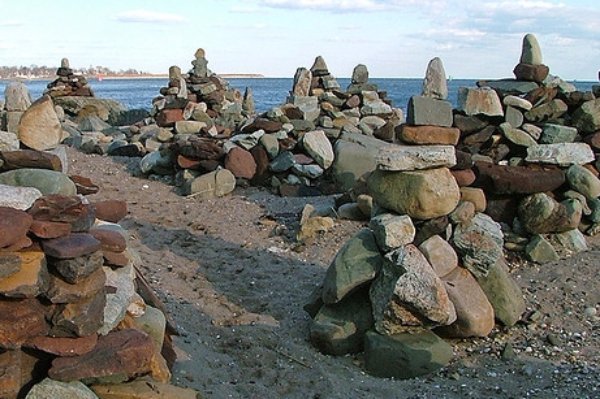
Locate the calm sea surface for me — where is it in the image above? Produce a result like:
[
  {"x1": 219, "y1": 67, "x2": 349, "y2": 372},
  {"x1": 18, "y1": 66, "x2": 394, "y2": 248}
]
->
[{"x1": 0, "y1": 78, "x2": 596, "y2": 114}]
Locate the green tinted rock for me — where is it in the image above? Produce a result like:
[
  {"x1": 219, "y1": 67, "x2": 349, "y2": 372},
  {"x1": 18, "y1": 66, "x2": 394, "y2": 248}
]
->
[
  {"x1": 310, "y1": 288, "x2": 373, "y2": 355},
  {"x1": 0, "y1": 169, "x2": 76, "y2": 195},
  {"x1": 322, "y1": 228, "x2": 382, "y2": 304},
  {"x1": 363, "y1": 329, "x2": 453, "y2": 379},
  {"x1": 572, "y1": 99, "x2": 600, "y2": 134},
  {"x1": 566, "y1": 164, "x2": 600, "y2": 200},
  {"x1": 525, "y1": 235, "x2": 560, "y2": 263},
  {"x1": 473, "y1": 260, "x2": 525, "y2": 326}
]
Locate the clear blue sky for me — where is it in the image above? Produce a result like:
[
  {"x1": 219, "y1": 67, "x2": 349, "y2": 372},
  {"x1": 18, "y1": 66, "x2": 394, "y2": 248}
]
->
[{"x1": 0, "y1": 0, "x2": 598, "y2": 80}]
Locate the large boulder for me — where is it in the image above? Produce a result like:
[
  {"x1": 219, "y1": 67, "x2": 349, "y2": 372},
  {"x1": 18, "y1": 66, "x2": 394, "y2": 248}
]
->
[
  {"x1": 363, "y1": 329, "x2": 453, "y2": 379},
  {"x1": 0, "y1": 169, "x2": 76, "y2": 196},
  {"x1": 331, "y1": 132, "x2": 388, "y2": 192},
  {"x1": 368, "y1": 167, "x2": 460, "y2": 220},
  {"x1": 17, "y1": 96, "x2": 63, "y2": 151},
  {"x1": 369, "y1": 245, "x2": 456, "y2": 334}
]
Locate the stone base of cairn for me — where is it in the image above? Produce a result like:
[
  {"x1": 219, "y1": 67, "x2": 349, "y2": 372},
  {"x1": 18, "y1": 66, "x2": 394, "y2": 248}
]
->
[
  {"x1": 304, "y1": 33, "x2": 600, "y2": 378},
  {"x1": 0, "y1": 147, "x2": 199, "y2": 397},
  {"x1": 44, "y1": 58, "x2": 94, "y2": 98}
]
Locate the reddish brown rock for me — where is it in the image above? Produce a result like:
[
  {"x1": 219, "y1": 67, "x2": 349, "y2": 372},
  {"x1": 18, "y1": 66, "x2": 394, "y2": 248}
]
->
[
  {"x1": 241, "y1": 118, "x2": 283, "y2": 133},
  {"x1": 176, "y1": 155, "x2": 201, "y2": 170},
  {"x1": 50, "y1": 290, "x2": 106, "y2": 337},
  {"x1": 0, "y1": 207, "x2": 33, "y2": 249},
  {"x1": 0, "y1": 236, "x2": 33, "y2": 252},
  {"x1": 0, "y1": 251, "x2": 48, "y2": 298},
  {"x1": 345, "y1": 95, "x2": 361, "y2": 109},
  {"x1": 93, "y1": 200, "x2": 128, "y2": 223},
  {"x1": 25, "y1": 334, "x2": 98, "y2": 357},
  {"x1": 49, "y1": 250, "x2": 104, "y2": 284},
  {"x1": 513, "y1": 63, "x2": 549, "y2": 83},
  {"x1": 29, "y1": 220, "x2": 72, "y2": 239},
  {"x1": 0, "y1": 149, "x2": 63, "y2": 171},
  {"x1": 474, "y1": 162, "x2": 565, "y2": 195},
  {"x1": 27, "y1": 195, "x2": 95, "y2": 232},
  {"x1": 155, "y1": 109, "x2": 184, "y2": 127},
  {"x1": 437, "y1": 267, "x2": 495, "y2": 338},
  {"x1": 0, "y1": 298, "x2": 49, "y2": 349},
  {"x1": 224, "y1": 147, "x2": 257, "y2": 179},
  {"x1": 48, "y1": 329, "x2": 155, "y2": 383},
  {"x1": 46, "y1": 266, "x2": 106, "y2": 303},
  {"x1": 250, "y1": 145, "x2": 270, "y2": 184},
  {"x1": 42, "y1": 233, "x2": 101, "y2": 260},
  {"x1": 103, "y1": 250, "x2": 131, "y2": 268},
  {"x1": 0, "y1": 350, "x2": 21, "y2": 399},
  {"x1": 397, "y1": 125, "x2": 461, "y2": 145},
  {"x1": 451, "y1": 169, "x2": 476, "y2": 187},
  {"x1": 70, "y1": 175, "x2": 100, "y2": 195},
  {"x1": 89, "y1": 229, "x2": 127, "y2": 252}
]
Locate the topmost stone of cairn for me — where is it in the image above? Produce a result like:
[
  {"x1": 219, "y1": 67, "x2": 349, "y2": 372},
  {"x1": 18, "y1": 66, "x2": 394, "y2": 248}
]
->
[
  {"x1": 352, "y1": 64, "x2": 369, "y2": 84},
  {"x1": 520, "y1": 33, "x2": 543, "y2": 65},
  {"x1": 310, "y1": 55, "x2": 330, "y2": 77},
  {"x1": 191, "y1": 48, "x2": 209, "y2": 78},
  {"x1": 292, "y1": 67, "x2": 312, "y2": 96},
  {"x1": 60, "y1": 58, "x2": 70, "y2": 69},
  {"x1": 422, "y1": 57, "x2": 448, "y2": 100}
]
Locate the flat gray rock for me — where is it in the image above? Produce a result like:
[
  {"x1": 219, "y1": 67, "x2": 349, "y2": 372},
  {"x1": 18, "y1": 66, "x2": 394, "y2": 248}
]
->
[{"x1": 375, "y1": 144, "x2": 456, "y2": 171}]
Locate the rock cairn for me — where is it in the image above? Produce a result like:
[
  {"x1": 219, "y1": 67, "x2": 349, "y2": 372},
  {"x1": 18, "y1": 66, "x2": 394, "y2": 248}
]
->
[
  {"x1": 132, "y1": 54, "x2": 403, "y2": 198},
  {"x1": 45, "y1": 58, "x2": 94, "y2": 98},
  {"x1": 448, "y1": 33, "x2": 599, "y2": 263},
  {"x1": 305, "y1": 61, "x2": 526, "y2": 378},
  {"x1": 0, "y1": 146, "x2": 198, "y2": 397},
  {"x1": 305, "y1": 33, "x2": 600, "y2": 378}
]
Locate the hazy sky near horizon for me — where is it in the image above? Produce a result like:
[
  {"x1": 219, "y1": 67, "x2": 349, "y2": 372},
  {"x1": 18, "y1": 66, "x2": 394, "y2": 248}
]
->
[{"x1": 0, "y1": 0, "x2": 598, "y2": 79}]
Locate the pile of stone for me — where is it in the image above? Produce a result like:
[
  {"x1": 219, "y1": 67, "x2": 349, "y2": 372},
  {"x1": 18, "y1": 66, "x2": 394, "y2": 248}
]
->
[
  {"x1": 444, "y1": 33, "x2": 600, "y2": 263},
  {"x1": 44, "y1": 58, "x2": 94, "y2": 98},
  {"x1": 135, "y1": 55, "x2": 402, "y2": 197},
  {"x1": 305, "y1": 71, "x2": 526, "y2": 378},
  {"x1": 0, "y1": 149, "x2": 198, "y2": 398}
]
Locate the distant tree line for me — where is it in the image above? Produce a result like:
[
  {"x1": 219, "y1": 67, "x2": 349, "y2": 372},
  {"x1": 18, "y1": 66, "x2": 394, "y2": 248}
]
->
[{"x1": 0, "y1": 65, "x2": 151, "y2": 79}]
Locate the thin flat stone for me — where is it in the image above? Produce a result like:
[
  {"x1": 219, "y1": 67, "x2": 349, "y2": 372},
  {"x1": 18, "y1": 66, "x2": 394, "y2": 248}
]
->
[
  {"x1": 42, "y1": 233, "x2": 101, "y2": 260},
  {"x1": 376, "y1": 145, "x2": 456, "y2": 171}
]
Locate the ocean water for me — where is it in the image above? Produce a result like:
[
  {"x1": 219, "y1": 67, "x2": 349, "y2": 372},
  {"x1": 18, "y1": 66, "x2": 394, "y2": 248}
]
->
[{"x1": 0, "y1": 77, "x2": 596, "y2": 115}]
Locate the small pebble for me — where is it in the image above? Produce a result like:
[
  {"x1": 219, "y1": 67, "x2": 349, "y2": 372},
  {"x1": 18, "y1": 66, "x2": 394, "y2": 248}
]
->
[
  {"x1": 501, "y1": 342, "x2": 516, "y2": 361},
  {"x1": 583, "y1": 307, "x2": 597, "y2": 318},
  {"x1": 547, "y1": 333, "x2": 561, "y2": 346}
]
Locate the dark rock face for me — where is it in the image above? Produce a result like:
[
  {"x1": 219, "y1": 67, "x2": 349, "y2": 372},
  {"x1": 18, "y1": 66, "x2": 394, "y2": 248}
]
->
[
  {"x1": 474, "y1": 162, "x2": 566, "y2": 195},
  {"x1": 41, "y1": 234, "x2": 101, "y2": 260},
  {"x1": 0, "y1": 299, "x2": 49, "y2": 349},
  {"x1": 48, "y1": 329, "x2": 155, "y2": 383}
]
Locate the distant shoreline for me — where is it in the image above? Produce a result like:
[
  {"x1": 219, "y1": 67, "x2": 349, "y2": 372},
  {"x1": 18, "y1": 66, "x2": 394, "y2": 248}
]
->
[{"x1": 0, "y1": 73, "x2": 266, "y2": 82}]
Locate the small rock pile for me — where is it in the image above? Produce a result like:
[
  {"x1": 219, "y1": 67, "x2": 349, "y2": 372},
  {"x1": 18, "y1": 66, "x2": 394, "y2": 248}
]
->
[
  {"x1": 44, "y1": 58, "x2": 94, "y2": 98},
  {"x1": 305, "y1": 67, "x2": 525, "y2": 378},
  {"x1": 0, "y1": 149, "x2": 198, "y2": 398}
]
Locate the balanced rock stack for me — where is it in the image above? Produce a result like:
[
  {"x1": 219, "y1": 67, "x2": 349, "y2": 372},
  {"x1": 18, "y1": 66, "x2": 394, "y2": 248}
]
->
[
  {"x1": 452, "y1": 33, "x2": 600, "y2": 263},
  {"x1": 305, "y1": 58, "x2": 527, "y2": 379},
  {"x1": 0, "y1": 150, "x2": 198, "y2": 398},
  {"x1": 1, "y1": 81, "x2": 32, "y2": 134},
  {"x1": 44, "y1": 58, "x2": 94, "y2": 98}
]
